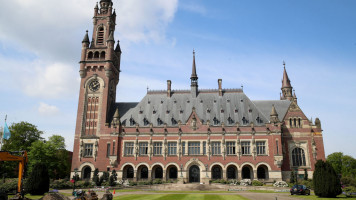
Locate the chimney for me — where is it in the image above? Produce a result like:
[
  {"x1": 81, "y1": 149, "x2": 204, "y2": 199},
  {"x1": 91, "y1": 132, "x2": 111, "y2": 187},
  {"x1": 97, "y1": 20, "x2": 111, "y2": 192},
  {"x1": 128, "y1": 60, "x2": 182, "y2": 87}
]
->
[
  {"x1": 167, "y1": 80, "x2": 171, "y2": 97},
  {"x1": 218, "y1": 79, "x2": 222, "y2": 96}
]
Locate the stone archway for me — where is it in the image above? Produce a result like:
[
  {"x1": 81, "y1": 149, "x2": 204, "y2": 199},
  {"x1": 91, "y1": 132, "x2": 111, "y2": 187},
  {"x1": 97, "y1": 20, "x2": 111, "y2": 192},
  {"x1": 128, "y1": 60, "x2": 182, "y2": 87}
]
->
[
  {"x1": 82, "y1": 166, "x2": 92, "y2": 180},
  {"x1": 137, "y1": 165, "x2": 149, "y2": 180},
  {"x1": 227, "y1": 165, "x2": 237, "y2": 179},
  {"x1": 123, "y1": 165, "x2": 134, "y2": 179},
  {"x1": 189, "y1": 165, "x2": 200, "y2": 183},
  {"x1": 242, "y1": 165, "x2": 253, "y2": 179},
  {"x1": 166, "y1": 165, "x2": 178, "y2": 180},
  {"x1": 257, "y1": 165, "x2": 269, "y2": 180},
  {"x1": 152, "y1": 165, "x2": 163, "y2": 179},
  {"x1": 211, "y1": 165, "x2": 222, "y2": 180}
]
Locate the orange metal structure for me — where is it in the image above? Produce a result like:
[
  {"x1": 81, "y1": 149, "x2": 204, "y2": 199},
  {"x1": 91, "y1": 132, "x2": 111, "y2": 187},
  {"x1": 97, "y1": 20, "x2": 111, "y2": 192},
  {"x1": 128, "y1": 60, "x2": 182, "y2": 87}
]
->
[{"x1": 0, "y1": 151, "x2": 28, "y2": 193}]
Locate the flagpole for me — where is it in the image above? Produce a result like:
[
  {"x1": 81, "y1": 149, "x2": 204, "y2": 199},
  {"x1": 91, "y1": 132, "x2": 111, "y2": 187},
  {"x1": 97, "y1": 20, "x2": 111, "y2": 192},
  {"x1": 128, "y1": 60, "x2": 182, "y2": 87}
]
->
[{"x1": 1, "y1": 115, "x2": 7, "y2": 151}]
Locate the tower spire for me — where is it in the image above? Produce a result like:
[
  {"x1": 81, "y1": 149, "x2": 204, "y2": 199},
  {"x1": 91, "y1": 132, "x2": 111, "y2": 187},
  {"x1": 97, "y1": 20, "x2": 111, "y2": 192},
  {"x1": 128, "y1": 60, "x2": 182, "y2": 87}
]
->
[
  {"x1": 190, "y1": 50, "x2": 198, "y2": 98},
  {"x1": 281, "y1": 61, "x2": 293, "y2": 100}
]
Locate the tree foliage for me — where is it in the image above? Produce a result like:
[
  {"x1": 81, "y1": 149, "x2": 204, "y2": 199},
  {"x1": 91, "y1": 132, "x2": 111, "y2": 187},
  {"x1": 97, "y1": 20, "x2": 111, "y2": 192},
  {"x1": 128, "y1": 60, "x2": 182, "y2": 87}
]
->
[
  {"x1": 0, "y1": 122, "x2": 43, "y2": 178},
  {"x1": 27, "y1": 135, "x2": 70, "y2": 179},
  {"x1": 25, "y1": 163, "x2": 50, "y2": 195},
  {"x1": 1, "y1": 122, "x2": 43, "y2": 152},
  {"x1": 313, "y1": 160, "x2": 342, "y2": 198},
  {"x1": 327, "y1": 152, "x2": 356, "y2": 178},
  {"x1": 93, "y1": 169, "x2": 100, "y2": 186},
  {"x1": 304, "y1": 169, "x2": 308, "y2": 180}
]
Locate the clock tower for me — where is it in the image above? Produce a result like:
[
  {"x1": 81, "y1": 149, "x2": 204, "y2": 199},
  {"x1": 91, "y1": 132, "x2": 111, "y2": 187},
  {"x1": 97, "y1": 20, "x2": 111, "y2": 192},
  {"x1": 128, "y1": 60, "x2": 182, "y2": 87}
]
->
[{"x1": 72, "y1": 0, "x2": 121, "y2": 175}]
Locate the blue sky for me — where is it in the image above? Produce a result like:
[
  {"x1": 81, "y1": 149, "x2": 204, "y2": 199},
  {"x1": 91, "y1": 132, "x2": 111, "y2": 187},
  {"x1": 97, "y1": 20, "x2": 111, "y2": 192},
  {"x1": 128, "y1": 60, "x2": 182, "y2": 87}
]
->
[{"x1": 0, "y1": 0, "x2": 355, "y2": 157}]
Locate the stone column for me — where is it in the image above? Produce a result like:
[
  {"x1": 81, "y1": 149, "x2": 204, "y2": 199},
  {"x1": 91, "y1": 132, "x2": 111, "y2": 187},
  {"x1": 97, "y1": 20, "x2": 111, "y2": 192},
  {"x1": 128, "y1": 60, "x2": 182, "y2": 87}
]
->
[
  {"x1": 148, "y1": 170, "x2": 152, "y2": 180},
  {"x1": 223, "y1": 169, "x2": 227, "y2": 180},
  {"x1": 253, "y1": 170, "x2": 257, "y2": 180},
  {"x1": 134, "y1": 170, "x2": 138, "y2": 181}
]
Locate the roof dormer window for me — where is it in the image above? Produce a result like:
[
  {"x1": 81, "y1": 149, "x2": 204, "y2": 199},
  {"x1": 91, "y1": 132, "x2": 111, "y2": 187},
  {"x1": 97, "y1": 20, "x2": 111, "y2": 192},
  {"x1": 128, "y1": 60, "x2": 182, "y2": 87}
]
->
[{"x1": 242, "y1": 117, "x2": 249, "y2": 125}]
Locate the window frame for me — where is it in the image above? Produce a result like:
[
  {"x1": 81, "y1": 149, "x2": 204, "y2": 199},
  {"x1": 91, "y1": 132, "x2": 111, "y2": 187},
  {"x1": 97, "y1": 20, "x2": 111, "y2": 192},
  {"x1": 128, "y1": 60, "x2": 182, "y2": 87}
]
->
[
  {"x1": 241, "y1": 141, "x2": 251, "y2": 155},
  {"x1": 226, "y1": 141, "x2": 236, "y2": 155},
  {"x1": 124, "y1": 142, "x2": 134, "y2": 156},
  {"x1": 139, "y1": 142, "x2": 149, "y2": 156},
  {"x1": 84, "y1": 143, "x2": 94, "y2": 157}
]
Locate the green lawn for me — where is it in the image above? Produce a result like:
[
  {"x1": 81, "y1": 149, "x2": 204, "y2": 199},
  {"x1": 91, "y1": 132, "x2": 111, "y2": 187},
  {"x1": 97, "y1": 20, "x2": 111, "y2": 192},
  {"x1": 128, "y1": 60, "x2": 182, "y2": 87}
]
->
[{"x1": 114, "y1": 194, "x2": 249, "y2": 200}]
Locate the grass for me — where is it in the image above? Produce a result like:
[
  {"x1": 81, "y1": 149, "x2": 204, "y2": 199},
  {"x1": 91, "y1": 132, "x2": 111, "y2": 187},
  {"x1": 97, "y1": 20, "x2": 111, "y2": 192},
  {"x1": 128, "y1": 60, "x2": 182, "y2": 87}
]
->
[
  {"x1": 145, "y1": 190, "x2": 236, "y2": 193},
  {"x1": 8, "y1": 194, "x2": 45, "y2": 199},
  {"x1": 114, "y1": 194, "x2": 249, "y2": 200}
]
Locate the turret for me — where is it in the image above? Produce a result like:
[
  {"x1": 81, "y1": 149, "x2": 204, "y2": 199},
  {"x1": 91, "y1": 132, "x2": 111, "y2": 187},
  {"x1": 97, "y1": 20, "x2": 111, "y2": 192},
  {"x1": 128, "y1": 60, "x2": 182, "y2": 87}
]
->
[
  {"x1": 270, "y1": 105, "x2": 280, "y2": 123},
  {"x1": 281, "y1": 61, "x2": 293, "y2": 101}
]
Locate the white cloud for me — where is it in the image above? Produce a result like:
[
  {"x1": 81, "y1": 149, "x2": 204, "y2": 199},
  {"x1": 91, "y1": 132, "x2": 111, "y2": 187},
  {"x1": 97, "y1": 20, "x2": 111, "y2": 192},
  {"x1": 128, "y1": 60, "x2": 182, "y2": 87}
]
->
[
  {"x1": 38, "y1": 102, "x2": 59, "y2": 116},
  {"x1": 21, "y1": 62, "x2": 79, "y2": 99},
  {"x1": 117, "y1": 0, "x2": 178, "y2": 43}
]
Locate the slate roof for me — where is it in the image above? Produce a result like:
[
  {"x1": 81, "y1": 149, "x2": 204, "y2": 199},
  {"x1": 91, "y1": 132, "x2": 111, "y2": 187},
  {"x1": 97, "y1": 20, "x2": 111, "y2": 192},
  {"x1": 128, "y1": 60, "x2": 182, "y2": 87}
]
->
[
  {"x1": 252, "y1": 100, "x2": 291, "y2": 122},
  {"x1": 117, "y1": 89, "x2": 291, "y2": 127}
]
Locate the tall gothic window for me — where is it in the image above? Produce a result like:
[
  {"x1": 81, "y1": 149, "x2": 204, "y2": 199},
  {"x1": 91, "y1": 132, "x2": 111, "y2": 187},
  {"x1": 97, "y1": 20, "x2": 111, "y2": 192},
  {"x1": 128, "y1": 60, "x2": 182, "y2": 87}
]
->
[
  {"x1": 292, "y1": 147, "x2": 306, "y2": 167},
  {"x1": 211, "y1": 142, "x2": 221, "y2": 155},
  {"x1": 84, "y1": 144, "x2": 93, "y2": 157},
  {"x1": 226, "y1": 141, "x2": 236, "y2": 155},
  {"x1": 153, "y1": 142, "x2": 162, "y2": 155},
  {"x1": 139, "y1": 142, "x2": 148, "y2": 156},
  {"x1": 168, "y1": 142, "x2": 177, "y2": 155},
  {"x1": 256, "y1": 141, "x2": 266, "y2": 155},
  {"x1": 241, "y1": 141, "x2": 251, "y2": 155},
  {"x1": 188, "y1": 142, "x2": 200, "y2": 155},
  {"x1": 124, "y1": 142, "x2": 134, "y2": 156}
]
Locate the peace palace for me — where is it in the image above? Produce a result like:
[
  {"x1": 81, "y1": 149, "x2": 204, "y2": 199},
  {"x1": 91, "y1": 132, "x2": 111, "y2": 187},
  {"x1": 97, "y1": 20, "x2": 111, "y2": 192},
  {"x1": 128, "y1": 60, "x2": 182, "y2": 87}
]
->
[{"x1": 71, "y1": 0, "x2": 325, "y2": 184}]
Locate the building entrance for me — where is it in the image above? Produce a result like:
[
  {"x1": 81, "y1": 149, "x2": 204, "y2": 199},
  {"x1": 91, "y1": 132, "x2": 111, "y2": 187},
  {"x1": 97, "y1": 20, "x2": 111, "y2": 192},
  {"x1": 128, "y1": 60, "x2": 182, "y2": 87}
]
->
[{"x1": 189, "y1": 165, "x2": 200, "y2": 183}]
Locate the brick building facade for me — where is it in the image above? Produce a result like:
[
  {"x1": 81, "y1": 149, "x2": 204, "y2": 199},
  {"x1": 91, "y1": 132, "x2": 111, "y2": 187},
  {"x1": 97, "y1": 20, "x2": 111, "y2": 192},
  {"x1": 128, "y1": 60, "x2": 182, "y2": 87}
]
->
[{"x1": 71, "y1": 0, "x2": 325, "y2": 183}]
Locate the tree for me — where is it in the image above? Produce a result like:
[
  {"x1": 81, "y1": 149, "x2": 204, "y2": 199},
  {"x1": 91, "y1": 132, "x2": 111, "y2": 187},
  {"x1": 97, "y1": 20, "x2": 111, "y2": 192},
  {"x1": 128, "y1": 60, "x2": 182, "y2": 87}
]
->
[
  {"x1": 100, "y1": 171, "x2": 109, "y2": 185},
  {"x1": 304, "y1": 169, "x2": 308, "y2": 180},
  {"x1": 112, "y1": 170, "x2": 117, "y2": 181},
  {"x1": 327, "y1": 152, "x2": 356, "y2": 178},
  {"x1": 0, "y1": 122, "x2": 43, "y2": 178},
  {"x1": 290, "y1": 169, "x2": 295, "y2": 184},
  {"x1": 1, "y1": 122, "x2": 43, "y2": 152},
  {"x1": 93, "y1": 168, "x2": 100, "y2": 186},
  {"x1": 313, "y1": 160, "x2": 342, "y2": 198},
  {"x1": 25, "y1": 163, "x2": 50, "y2": 195},
  {"x1": 27, "y1": 135, "x2": 70, "y2": 179}
]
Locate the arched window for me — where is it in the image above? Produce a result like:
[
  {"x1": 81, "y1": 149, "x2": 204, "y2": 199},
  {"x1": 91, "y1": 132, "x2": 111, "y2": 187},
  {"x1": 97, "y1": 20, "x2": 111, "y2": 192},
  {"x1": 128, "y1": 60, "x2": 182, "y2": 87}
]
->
[
  {"x1": 298, "y1": 118, "x2": 301, "y2": 127},
  {"x1": 294, "y1": 118, "x2": 297, "y2": 127},
  {"x1": 290, "y1": 118, "x2": 293, "y2": 127},
  {"x1": 97, "y1": 27, "x2": 104, "y2": 45},
  {"x1": 100, "y1": 51, "x2": 105, "y2": 59},
  {"x1": 88, "y1": 52, "x2": 93, "y2": 59},
  {"x1": 94, "y1": 51, "x2": 100, "y2": 58},
  {"x1": 292, "y1": 147, "x2": 306, "y2": 167}
]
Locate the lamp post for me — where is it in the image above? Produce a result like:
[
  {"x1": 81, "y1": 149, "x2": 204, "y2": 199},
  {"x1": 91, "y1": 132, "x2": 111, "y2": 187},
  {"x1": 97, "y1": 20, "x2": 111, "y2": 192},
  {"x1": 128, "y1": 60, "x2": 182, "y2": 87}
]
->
[{"x1": 205, "y1": 164, "x2": 209, "y2": 178}]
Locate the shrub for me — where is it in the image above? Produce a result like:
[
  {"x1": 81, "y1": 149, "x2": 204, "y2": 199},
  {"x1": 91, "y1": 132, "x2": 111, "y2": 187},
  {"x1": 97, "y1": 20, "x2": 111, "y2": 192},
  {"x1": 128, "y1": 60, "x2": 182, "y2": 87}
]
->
[
  {"x1": 300, "y1": 179, "x2": 313, "y2": 189},
  {"x1": 290, "y1": 170, "x2": 295, "y2": 184},
  {"x1": 25, "y1": 163, "x2": 50, "y2": 195},
  {"x1": 313, "y1": 160, "x2": 342, "y2": 198},
  {"x1": 0, "y1": 179, "x2": 18, "y2": 193},
  {"x1": 341, "y1": 177, "x2": 356, "y2": 187},
  {"x1": 153, "y1": 179, "x2": 162, "y2": 184},
  {"x1": 109, "y1": 175, "x2": 116, "y2": 186},
  {"x1": 50, "y1": 179, "x2": 72, "y2": 189},
  {"x1": 344, "y1": 186, "x2": 356, "y2": 196},
  {"x1": 304, "y1": 169, "x2": 308, "y2": 180},
  {"x1": 129, "y1": 182, "x2": 137, "y2": 186},
  {"x1": 252, "y1": 180, "x2": 263, "y2": 186},
  {"x1": 92, "y1": 168, "x2": 100, "y2": 186}
]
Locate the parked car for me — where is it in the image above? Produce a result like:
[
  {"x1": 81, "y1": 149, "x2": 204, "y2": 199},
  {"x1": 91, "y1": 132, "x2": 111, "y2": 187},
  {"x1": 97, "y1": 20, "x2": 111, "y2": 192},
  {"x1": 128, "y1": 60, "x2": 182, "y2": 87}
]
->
[{"x1": 290, "y1": 185, "x2": 311, "y2": 195}]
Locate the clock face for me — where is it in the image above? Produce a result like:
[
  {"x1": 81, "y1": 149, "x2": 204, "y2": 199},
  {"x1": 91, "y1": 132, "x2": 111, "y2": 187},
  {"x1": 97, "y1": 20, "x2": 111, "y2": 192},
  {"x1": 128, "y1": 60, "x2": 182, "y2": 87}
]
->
[{"x1": 89, "y1": 80, "x2": 100, "y2": 92}]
